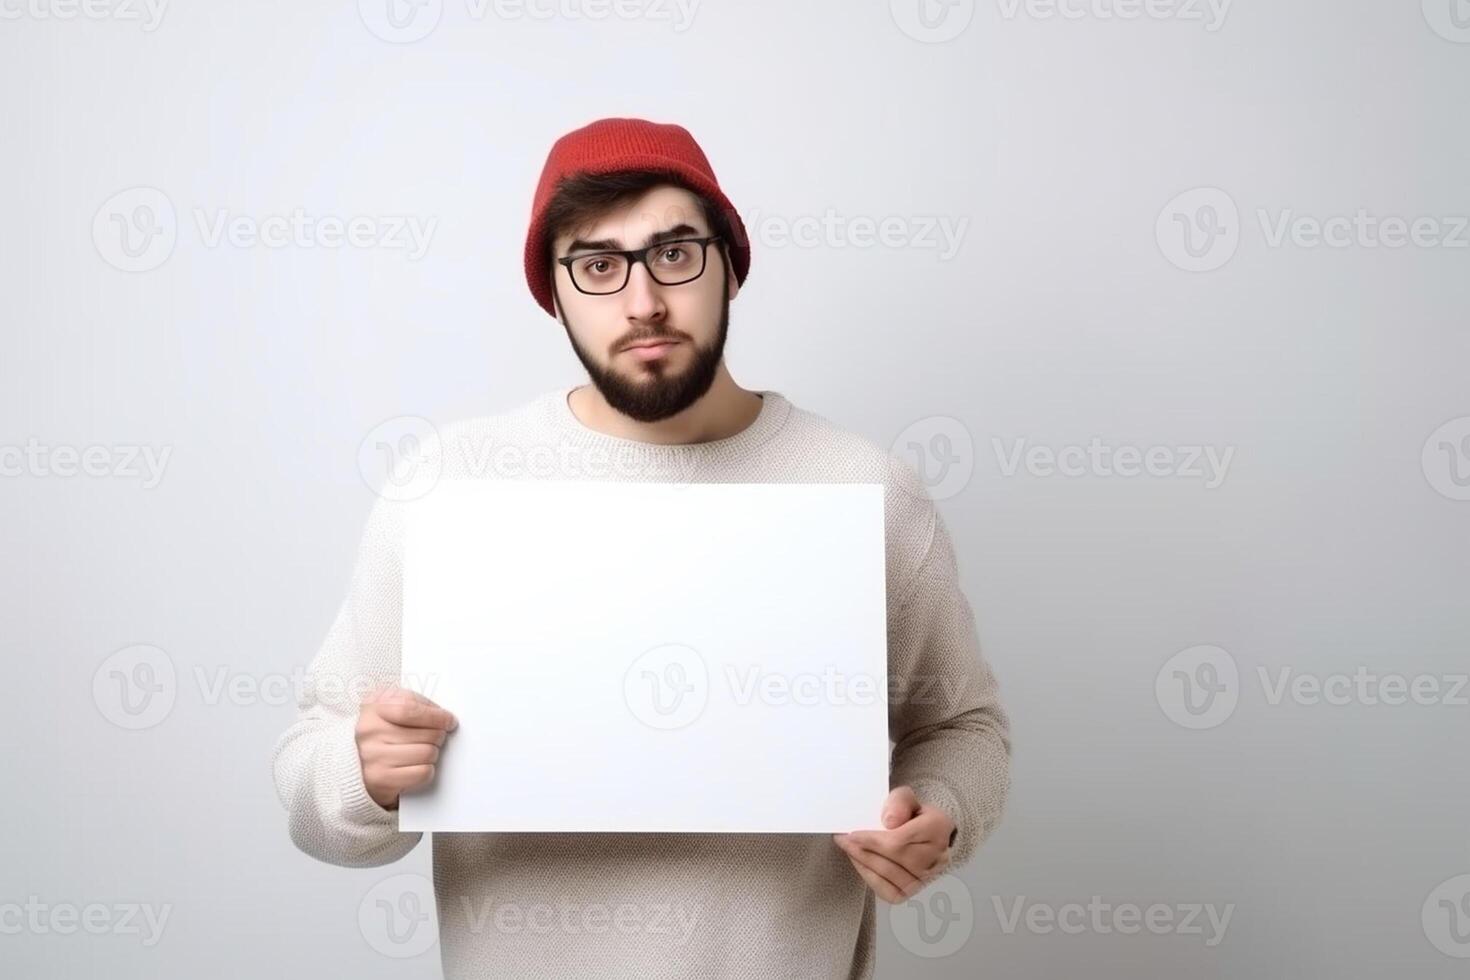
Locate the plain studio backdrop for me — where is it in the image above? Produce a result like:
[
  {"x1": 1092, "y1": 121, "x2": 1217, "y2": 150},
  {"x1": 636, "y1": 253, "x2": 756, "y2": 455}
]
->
[{"x1": 2, "y1": 1, "x2": 1467, "y2": 977}]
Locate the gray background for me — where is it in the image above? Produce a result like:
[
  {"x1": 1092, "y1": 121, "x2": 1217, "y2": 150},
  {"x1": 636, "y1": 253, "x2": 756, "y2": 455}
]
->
[{"x1": 2, "y1": 0, "x2": 1467, "y2": 976}]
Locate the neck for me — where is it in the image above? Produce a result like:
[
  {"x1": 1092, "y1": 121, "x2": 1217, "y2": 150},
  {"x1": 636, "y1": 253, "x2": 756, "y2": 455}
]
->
[{"x1": 568, "y1": 364, "x2": 764, "y2": 446}]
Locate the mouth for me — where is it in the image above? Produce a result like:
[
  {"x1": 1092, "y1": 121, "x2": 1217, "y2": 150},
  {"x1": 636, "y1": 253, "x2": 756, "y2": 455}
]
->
[{"x1": 621, "y1": 338, "x2": 681, "y2": 362}]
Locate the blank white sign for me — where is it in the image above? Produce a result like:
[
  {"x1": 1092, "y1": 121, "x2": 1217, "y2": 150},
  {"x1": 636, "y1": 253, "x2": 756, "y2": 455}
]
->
[{"x1": 397, "y1": 479, "x2": 889, "y2": 833}]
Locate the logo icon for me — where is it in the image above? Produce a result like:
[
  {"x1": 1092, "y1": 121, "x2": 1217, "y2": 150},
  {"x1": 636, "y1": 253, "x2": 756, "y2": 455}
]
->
[
  {"x1": 889, "y1": 873, "x2": 973, "y2": 958},
  {"x1": 1155, "y1": 644, "x2": 1239, "y2": 729},
  {"x1": 359, "y1": 873, "x2": 438, "y2": 958},
  {"x1": 623, "y1": 643, "x2": 708, "y2": 730},
  {"x1": 1156, "y1": 187, "x2": 1240, "y2": 272},
  {"x1": 359, "y1": 416, "x2": 442, "y2": 502},
  {"x1": 1422, "y1": 416, "x2": 1470, "y2": 501},
  {"x1": 1423, "y1": 874, "x2": 1470, "y2": 957},
  {"x1": 891, "y1": 416, "x2": 974, "y2": 502},
  {"x1": 359, "y1": 0, "x2": 443, "y2": 42},
  {"x1": 890, "y1": 0, "x2": 975, "y2": 43},
  {"x1": 93, "y1": 187, "x2": 177, "y2": 272},
  {"x1": 93, "y1": 644, "x2": 177, "y2": 730},
  {"x1": 1423, "y1": 0, "x2": 1470, "y2": 43}
]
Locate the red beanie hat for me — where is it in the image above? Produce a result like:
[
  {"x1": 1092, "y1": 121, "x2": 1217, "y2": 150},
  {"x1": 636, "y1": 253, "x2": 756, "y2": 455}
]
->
[{"x1": 523, "y1": 117, "x2": 751, "y2": 317}]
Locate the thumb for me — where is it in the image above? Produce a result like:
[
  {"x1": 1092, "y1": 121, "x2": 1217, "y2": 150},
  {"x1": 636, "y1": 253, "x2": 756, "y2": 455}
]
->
[{"x1": 882, "y1": 786, "x2": 920, "y2": 829}]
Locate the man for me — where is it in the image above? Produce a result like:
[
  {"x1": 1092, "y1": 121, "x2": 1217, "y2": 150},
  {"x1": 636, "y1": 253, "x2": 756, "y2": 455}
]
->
[{"x1": 272, "y1": 117, "x2": 1010, "y2": 979}]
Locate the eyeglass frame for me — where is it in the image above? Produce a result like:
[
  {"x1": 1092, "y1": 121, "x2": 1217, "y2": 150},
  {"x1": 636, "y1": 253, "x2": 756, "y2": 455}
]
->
[{"x1": 555, "y1": 234, "x2": 724, "y2": 296}]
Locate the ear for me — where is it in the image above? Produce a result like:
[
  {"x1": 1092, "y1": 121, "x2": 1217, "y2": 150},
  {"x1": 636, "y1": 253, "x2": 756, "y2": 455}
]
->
[{"x1": 725, "y1": 261, "x2": 740, "y2": 302}]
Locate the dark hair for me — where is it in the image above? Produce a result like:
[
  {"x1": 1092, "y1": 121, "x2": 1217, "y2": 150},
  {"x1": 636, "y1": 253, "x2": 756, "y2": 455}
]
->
[{"x1": 540, "y1": 169, "x2": 738, "y2": 273}]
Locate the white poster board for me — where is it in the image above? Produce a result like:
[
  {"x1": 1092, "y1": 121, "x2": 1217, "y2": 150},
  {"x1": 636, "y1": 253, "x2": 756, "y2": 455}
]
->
[{"x1": 397, "y1": 479, "x2": 889, "y2": 833}]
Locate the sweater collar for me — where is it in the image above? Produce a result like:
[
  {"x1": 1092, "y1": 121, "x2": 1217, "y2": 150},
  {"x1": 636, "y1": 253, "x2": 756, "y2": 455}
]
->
[{"x1": 545, "y1": 384, "x2": 791, "y2": 465}]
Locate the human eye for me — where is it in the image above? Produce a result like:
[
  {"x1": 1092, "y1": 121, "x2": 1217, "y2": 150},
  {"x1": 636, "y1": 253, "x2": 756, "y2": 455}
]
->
[
  {"x1": 652, "y1": 242, "x2": 696, "y2": 270},
  {"x1": 575, "y1": 254, "x2": 625, "y2": 284}
]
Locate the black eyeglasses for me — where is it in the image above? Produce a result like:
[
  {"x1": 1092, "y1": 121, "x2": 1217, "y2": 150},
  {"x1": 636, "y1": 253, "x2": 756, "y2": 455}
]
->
[{"x1": 556, "y1": 235, "x2": 722, "y2": 296}]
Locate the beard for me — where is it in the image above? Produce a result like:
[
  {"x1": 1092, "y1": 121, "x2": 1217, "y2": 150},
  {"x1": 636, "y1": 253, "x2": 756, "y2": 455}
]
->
[{"x1": 558, "y1": 274, "x2": 730, "y2": 424}]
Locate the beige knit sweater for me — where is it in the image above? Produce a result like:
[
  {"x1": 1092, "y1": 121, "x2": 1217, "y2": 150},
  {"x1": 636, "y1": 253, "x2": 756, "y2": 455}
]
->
[{"x1": 271, "y1": 386, "x2": 1011, "y2": 979}]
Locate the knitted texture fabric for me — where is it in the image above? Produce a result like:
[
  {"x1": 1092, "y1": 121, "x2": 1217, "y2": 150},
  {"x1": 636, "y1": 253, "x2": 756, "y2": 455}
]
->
[
  {"x1": 271, "y1": 387, "x2": 1011, "y2": 980},
  {"x1": 523, "y1": 117, "x2": 752, "y2": 316}
]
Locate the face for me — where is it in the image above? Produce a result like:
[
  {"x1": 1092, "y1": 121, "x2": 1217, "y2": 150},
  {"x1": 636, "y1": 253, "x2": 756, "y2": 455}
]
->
[{"x1": 550, "y1": 185, "x2": 739, "y2": 423}]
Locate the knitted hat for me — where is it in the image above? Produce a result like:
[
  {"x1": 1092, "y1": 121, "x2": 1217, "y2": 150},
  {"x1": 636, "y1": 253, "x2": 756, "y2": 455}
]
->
[{"x1": 523, "y1": 117, "x2": 751, "y2": 317}]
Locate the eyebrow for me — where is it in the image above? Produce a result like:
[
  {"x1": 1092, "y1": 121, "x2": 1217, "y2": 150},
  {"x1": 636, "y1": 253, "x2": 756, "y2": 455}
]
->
[{"x1": 564, "y1": 223, "x2": 703, "y2": 255}]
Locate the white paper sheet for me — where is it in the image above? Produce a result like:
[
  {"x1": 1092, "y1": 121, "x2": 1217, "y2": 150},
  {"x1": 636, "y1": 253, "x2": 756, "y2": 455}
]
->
[{"x1": 397, "y1": 479, "x2": 889, "y2": 833}]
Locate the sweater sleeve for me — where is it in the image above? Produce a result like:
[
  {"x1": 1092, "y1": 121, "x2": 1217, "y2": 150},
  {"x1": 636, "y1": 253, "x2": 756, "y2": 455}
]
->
[
  {"x1": 270, "y1": 496, "x2": 424, "y2": 868},
  {"x1": 886, "y1": 501, "x2": 1012, "y2": 870}
]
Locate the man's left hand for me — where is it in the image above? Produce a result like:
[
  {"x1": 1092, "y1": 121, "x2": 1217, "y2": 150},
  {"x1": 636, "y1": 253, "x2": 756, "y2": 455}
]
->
[{"x1": 833, "y1": 785, "x2": 954, "y2": 903}]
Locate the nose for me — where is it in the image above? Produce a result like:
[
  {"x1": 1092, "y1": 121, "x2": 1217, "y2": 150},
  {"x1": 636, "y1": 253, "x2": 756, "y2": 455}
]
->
[{"x1": 621, "y1": 261, "x2": 666, "y2": 324}]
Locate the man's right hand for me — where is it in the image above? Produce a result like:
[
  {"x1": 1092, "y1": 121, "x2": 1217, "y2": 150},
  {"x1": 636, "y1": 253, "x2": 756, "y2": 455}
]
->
[{"x1": 355, "y1": 685, "x2": 459, "y2": 811}]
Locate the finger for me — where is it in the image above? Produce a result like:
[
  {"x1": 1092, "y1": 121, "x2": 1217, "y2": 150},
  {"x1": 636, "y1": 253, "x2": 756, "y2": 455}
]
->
[
  {"x1": 846, "y1": 852, "x2": 911, "y2": 905},
  {"x1": 923, "y1": 848, "x2": 952, "y2": 877},
  {"x1": 849, "y1": 807, "x2": 950, "y2": 849},
  {"x1": 850, "y1": 844, "x2": 926, "y2": 897},
  {"x1": 852, "y1": 861, "x2": 905, "y2": 904},
  {"x1": 904, "y1": 808, "x2": 955, "y2": 847},
  {"x1": 843, "y1": 827, "x2": 924, "y2": 853},
  {"x1": 381, "y1": 726, "x2": 448, "y2": 747},
  {"x1": 368, "y1": 741, "x2": 441, "y2": 768},
  {"x1": 842, "y1": 852, "x2": 906, "y2": 904},
  {"x1": 368, "y1": 685, "x2": 456, "y2": 723},
  {"x1": 895, "y1": 842, "x2": 948, "y2": 880},
  {"x1": 372, "y1": 695, "x2": 457, "y2": 732},
  {"x1": 882, "y1": 786, "x2": 921, "y2": 829},
  {"x1": 843, "y1": 831, "x2": 944, "y2": 880},
  {"x1": 856, "y1": 807, "x2": 951, "y2": 848},
  {"x1": 374, "y1": 762, "x2": 436, "y2": 794},
  {"x1": 917, "y1": 801, "x2": 957, "y2": 837},
  {"x1": 836, "y1": 837, "x2": 925, "y2": 898}
]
